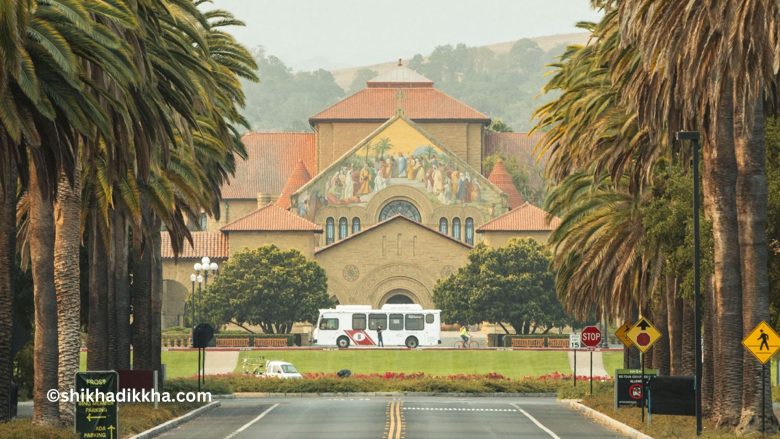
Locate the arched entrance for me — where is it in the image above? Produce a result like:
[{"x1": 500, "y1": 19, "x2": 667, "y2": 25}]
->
[
  {"x1": 162, "y1": 279, "x2": 189, "y2": 328},
  {"x1": 382, "y1": 289, "x2": 416, "y2": 305}
]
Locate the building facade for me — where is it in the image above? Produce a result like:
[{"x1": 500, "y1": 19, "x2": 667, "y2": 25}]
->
[{"x1": 161, "y1": 64, "x2": 559, "y2": 328}]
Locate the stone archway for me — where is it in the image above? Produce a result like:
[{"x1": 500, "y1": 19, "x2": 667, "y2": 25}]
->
[
  {"x1": 383, "y1": 289, "x2": 416, "y2": 305},
  {"x1": 162, "y1": 279, "x2": 190, "y2": 328}
]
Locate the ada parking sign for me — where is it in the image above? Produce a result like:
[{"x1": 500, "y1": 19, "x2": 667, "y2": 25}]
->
[{"x1": 75, "y1": 371, "x2": 118, "y2": 439}]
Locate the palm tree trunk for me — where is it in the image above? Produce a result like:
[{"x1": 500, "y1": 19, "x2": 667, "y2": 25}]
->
[
  {"x1": 703, "y1": 276, "x2": 716, "y2": 416},
  {"x1": 132, "y1": 209, "x2": 152, "y2": 370},
  {"x1": 0, "y1": 145, "x2": 16, "y2": 423},
  {"x1": 651, "y1": 289, "x2": 670, "y2": 375},
  {"x1": 113, "y1": 212, "x2": 131, "y2": 370},
  {"x1": 666, "y1": 276, "x2": 683, "y2": 375},
  {"x1": 106, "y1": 216, "x2": 116, "y2": 369},
  {"x1": 87, "y1": 210, "x2": 108, "y2": 370},
  {"x1": 734, "y1": 97, "x2": 778, "y2": 433},
  {"x1": 54, "y1": 161, "x2": 81, "y2": 424},
  {"x1": 28, "y1": 153, "x2": 60, "y2": 425},
  {"x1": 680, "y1": 299, "x2": 695, "y2": 376},
  {"x1": 150, "y1": 216, "x2": 162, "y2": 372},
  {"x1": 702, "y1": 83, "x2": 743, "y2": 428}
]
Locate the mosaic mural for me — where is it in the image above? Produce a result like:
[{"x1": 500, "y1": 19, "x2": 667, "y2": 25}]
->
[{"x1": 292, "y1": 118, "x2": 505, "y2": 221}]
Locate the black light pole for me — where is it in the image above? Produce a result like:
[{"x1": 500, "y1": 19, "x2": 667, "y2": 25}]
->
[
  {"x1": 676, "y1": 130, "x2": 702, "y2": 435},
  {"x1": 190, "y1": 274, "x2": 196, "y2": 327}
]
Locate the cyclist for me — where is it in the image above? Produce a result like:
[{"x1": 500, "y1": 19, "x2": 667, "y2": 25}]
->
[{"x1": 459, "y1": 324, "x2": 470, "y2": 348}]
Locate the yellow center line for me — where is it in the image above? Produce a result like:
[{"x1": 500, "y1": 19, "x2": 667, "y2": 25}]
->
[
  {"x1": 395, "y1": 400, "x2": 403, "y2": 439},
  {"x1": 386, "y1": 401, "x2": 396, "y2": 439}
]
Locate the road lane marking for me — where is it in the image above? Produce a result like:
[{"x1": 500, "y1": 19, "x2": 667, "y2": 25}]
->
[
  {"x1": 403, "y1": 407, "x2": 516, "y2": 412},
  {"x1": 386, "y1": 401, "x2": 396, "y2": 439},
  {"x1": 223, "y1": 403, "x2": 279, "y2": 439},
  {"x1": 395, "y1": 400, "x2": 404, "y2": 439},
  {"x1": 511, "y1": 404, "x2": 561, "y2": 439}
]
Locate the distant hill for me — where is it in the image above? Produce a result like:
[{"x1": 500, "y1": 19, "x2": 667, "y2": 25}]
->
[{"x1": 330, "y1": 32, "x2": 589, "y2": 89}]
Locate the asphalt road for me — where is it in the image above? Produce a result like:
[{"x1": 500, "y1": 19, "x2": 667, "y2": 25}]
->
[{"x1": 157, "y1": 396, "x2": 625, "y2": 439}]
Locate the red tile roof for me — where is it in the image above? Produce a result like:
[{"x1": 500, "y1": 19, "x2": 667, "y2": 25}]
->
[
  {"x1": 161, "y1": 231, "x2": 229, "y2": 259},
  {"x1": 220, "y1": 204, "x2": 322, "y2": 232},
  {"x1": 309, "y1": 88, "x2": 490, "y2": 124},
  {"x1": 276, "y1": 160, "x2": 312, "y2": 209},
  {"x1": 477, "y1": 203, "x2": 561, "y2": 232},
  {"x1": 488, "y1": 159, "x2": 525, "y2": 209},
  {"x1": 222, "y1": 132, "x2": 315, "y2": 199}
]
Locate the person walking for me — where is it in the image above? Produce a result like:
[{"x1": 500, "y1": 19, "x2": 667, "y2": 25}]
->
[
  {"x1": 759, "y1": 329, "x2": 770, "y2": 350},
  {"x1": 377, "y1": 325, "x2": 384, "y2": 347}
]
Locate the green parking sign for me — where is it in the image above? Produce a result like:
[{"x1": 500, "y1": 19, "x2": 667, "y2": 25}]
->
[{"x1": 75, "y1": 371, "x2": 118, "y2": 439}]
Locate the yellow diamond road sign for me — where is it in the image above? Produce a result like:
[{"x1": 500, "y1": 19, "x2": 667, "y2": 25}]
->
[
  {"x1": 615, "y1": 322, "x2": 633, "y2": 348},
  {"x1": 742, "y1": 321, "x2": 780, "y2": 365},
  {"x1": 626, "y1": 316, "x2": 661, "y2": 353}
]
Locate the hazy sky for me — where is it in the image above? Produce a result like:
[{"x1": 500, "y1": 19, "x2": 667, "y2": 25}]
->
[{"x1": 210, "y1": 0, "x2": 601, "y2": 71}]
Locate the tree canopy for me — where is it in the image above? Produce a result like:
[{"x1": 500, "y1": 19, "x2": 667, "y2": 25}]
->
[
  {"x1": 433, "y1": 238, "x2": 574, "y2": 334},
  {"x1": 201, "y1": 246, "x2": 331, "y2": 334}
]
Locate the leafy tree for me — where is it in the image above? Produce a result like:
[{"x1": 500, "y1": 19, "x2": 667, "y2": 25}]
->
[
  {"x1": 201, "y1": 246, "x2": 331, "y2": 334},
  {"x1": 433, "y1": 239, "x2": 574, "y2": 334}
]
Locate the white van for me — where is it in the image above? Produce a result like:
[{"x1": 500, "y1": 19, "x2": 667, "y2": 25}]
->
[{"x1": 312, "y1": 304, "x2": 441, "y2": 348}]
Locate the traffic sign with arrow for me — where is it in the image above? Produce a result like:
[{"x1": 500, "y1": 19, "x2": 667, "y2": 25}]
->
[
  {"x1": 626, "y1": 317, "x2": 662, "y2": 353},
  {"x1": 75, "y1": 371, "x2": 118, "y2": 439}
]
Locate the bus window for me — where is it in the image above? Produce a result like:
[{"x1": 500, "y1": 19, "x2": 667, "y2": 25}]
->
[
  {"x1": 369, "y1": 314, "x2": 387, "y2": 330},
  {"x1": 405, "y1": 314, "x2": 424, "y2": 330},
  {"x1": 319, "y1": 318, "x2": 339, "y2": 330},
  {"x1": 389, "y1": 314, "x2": 403, "y2": 330},
  {"x1": 352, "y1": 314, "x2": 366, "y2": 330},
  {"x1": 425, "y1": 314, "x2": 434, "y2": 324}
]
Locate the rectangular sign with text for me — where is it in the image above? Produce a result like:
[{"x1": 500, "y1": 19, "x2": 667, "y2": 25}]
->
[
  {"x1": 614, "y1": 368, "x2": 657, "y2": 408},
  {"x1": 75, "y1": 371, "x2": 119, "y2": 439}
]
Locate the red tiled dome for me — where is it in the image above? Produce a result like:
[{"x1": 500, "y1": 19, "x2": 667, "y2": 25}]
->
[{"x1": 488, "y1": 159, "x2": 525, "y2": 209}]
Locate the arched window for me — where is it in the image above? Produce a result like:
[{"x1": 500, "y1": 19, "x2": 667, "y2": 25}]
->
[
  {"x1": 465, "y1": 217, "x2": 474, "y2": 245},
  {"x1": 339, "y1": 217, "x2": 348, "y2": 240},
  {"x1": 439, "y1": 217, "x2": 448, "y2": 234},
  {"x1": 379, "y1": 200, "x2": 421, "y2": 222},
  {"x1": 352, "y1": 217, "x2": 361, "y2": 234},
  {"x1": 326, "y1": 218, "x2": 334, "y2": 245},
  {"x1": 452, "y1": 217, "x2": 461, "y2": 241}
]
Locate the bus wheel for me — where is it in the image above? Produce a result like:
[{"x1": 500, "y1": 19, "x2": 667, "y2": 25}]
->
[
  {"x1": 337, "y1": 336, "x2": 350, "y2": 348},
  {"x1": 405, "y1": 337, "x2": 419, "y2": 349}
]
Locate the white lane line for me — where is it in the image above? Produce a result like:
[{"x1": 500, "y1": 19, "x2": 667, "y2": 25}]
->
[
  {"x1": 510, "y1": 404, "x2": 561, "y2": 439},
  {"x1": 223, "y1": 403, "x2": 279, "y2": 439}
]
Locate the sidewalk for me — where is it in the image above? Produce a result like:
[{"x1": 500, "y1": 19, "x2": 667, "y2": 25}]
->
[{"x1": 568, "y1": 350, "x2": 607, "y2": 377}]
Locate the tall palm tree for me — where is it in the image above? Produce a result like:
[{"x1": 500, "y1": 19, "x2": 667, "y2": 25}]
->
[
  {"x1": 0, "y1": 141, "x2": 17, "y2": 423},
  {"x1": 616, "y1": 0, "x2": 780, "y2": 429}
]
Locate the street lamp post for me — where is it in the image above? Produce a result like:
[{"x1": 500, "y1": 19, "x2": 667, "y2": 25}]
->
[
  {"x1": 192, "y1": 257, "x2": 218, "y2": 325},
  {"x1": 190, "y1": 274, "x2": 196, "y2": 327},
  {"x1": 676, "y1": 130, "x2": 702, "y2": 436}
]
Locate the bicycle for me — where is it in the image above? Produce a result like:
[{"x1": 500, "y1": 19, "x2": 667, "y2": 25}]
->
[
  {"x1": 242, "y1": 357, "x2": 266, "y2": 376},
  {"x1": 454, "y1": 339, "x2": 480, "y2": 349}
]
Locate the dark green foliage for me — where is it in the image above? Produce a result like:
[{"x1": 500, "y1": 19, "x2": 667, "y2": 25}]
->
[
  {"x1": 201, "y1": 246, "x2": 331, "y2": 333},
  {"x1": 433, "y1": 238, "x2": 575, "y2": 334},
  {"x1": 242, "y1": 50, "x2": 344, "y2": 131}
]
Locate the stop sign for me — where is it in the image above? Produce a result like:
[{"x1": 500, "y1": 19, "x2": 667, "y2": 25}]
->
[{"x1": 580, "y1": 326, "x2": 602, "y2": 348}]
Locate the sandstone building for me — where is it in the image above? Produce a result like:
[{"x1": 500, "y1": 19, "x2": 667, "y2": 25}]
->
[{"x1": 161, "y1": 64, "x2": 559, "y2": 328}]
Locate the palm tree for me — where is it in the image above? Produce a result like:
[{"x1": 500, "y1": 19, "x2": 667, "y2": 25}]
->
[
  {"x1": 0, "y1": 143, "x2": 17, "y2": 423},
  {"x1": 616, "y1": 1, "x2": 780, "y2": 429}
]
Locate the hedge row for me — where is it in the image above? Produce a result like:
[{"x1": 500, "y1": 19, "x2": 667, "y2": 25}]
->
[{"x1": 166, "y1": 372, "x2": 606, "y2": 394}]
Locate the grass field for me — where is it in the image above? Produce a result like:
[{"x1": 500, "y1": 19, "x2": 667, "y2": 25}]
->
[
  {"x1": 79, "y1": 351, "x2": 200, "y2": 378},
  {"x1": 236, "y1": 350, "x2": 571, "y2": 377},
  {"x1": 602, "y1": 351, "x2": 623, "y2": 375}
]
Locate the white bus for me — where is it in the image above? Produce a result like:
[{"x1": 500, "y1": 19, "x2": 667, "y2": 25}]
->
[{"x1": 312, "y1": 304, "x2": 441, "y2": 348}]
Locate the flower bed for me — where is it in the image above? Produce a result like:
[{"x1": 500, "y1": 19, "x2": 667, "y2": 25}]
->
[{"x1": 166, "y1": 372, "x2": 610, "y2": 395}]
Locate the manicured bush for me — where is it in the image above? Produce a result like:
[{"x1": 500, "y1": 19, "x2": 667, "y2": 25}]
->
[{"x1": 166, "y1": 372, "x2": 588, "y2": 394}]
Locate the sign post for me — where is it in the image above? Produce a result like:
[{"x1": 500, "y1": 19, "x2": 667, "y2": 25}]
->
[
  {"x1": 627, "y1": 316, "x2": 662, "y2": 424},
  {"x1": 75, "y1": 371, "x2": 118, "y2": 439},
  {"x1": 581, "y1": 326, "x2": 602, "y2": 395},
  {"x1": 741, "y1": 321, "x2": 780, "y2": 436}
]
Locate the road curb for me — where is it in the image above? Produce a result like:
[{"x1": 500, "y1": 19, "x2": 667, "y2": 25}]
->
[
  {"x1": 128, "y1": 400, "x2": 221, "y2": 439},
  {"x1": 233, "y1": 391, "x2": 557, "y2": 398},
  {"x1": 560, "y1": 399, "x2": 653, "y2": 439}
]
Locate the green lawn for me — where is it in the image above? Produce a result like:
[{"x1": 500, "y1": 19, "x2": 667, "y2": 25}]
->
[
  {"x1": 602, "y1": 351, "x2": 623, "y2": 376},
  {"x1": 79, "y1": 351, "x2": 201, "y2": 379},
  {"x1": 236, "y1": 350, "x2": 570, "y2": 378}
]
